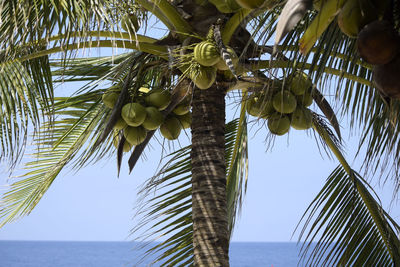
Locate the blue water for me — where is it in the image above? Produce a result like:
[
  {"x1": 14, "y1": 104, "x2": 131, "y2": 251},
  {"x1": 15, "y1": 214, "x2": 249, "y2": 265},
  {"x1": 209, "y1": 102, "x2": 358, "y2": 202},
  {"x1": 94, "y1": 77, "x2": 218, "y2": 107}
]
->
[{"x1": 0, "y1": 241, "x2": 309, "y2": 266}]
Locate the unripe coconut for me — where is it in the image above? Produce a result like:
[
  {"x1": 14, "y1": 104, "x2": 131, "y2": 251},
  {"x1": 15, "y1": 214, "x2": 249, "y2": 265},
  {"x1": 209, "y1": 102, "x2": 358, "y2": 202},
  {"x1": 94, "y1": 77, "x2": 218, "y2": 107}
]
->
[
  {"x1": 337, "y1": 0, "x2": 376, "y2": 38},
  {"x1": 246, "y1": 95, "x2": 274, "y2": 118},
  {"x1": 112, "y1": 136, "x2": 133, "y2": 152},
  {"x1": 236, "y1": 0, "x2": 265, "y2": 9},
  {"x1": 215, "y1": 46, "x2": 239, "y2": 70},
  {"x1": 121, "y1": 14, "x2": 139, "y2": 32},
  {"x1": 189, "y1": 66, "x2": 217, "y2": 90},
  {"x1": 142, "y1": 106, "x2": 164, "y2": 130},
  {"x1": 102, "y1": 91, "x2": 119, "y2": 109},
  {"x1": 289, "y1": 72, "x2": 312, "y2": 95},
  {"x1": 145, "y1": 90, "x2": 172, "y2": 110},
  {"x1": 173, "y1": 103, "x2": 191, "y2": 115},
  {"x1": 194, "y1": 41, "x2": 220, "y2": 66},
  {"x1": 296, "y1": 91, "x2": 313, "y2": 107},
  {"x1": 121, "y1": 102, "x2": 147, "y2": 127},
  {"x1": 272, "y1": 90, "x2": 297, "y2": 114},
  {"x1": 177, "y1": 112, "x2": 192, "y2": 129},
  {"x1": 291, "y1": 107, "x2": 313, "y2": 130},
  {"x1": 160, "y1": 116, "x2": 182, "y2": 140},
  {"x1": 373, "y1": 55, "x2": 400, "y2": 99},
  {"x1": 124, "y1": 126, "x2": 147, "y2": 146},
  {"x1": 357, "y1": 20, "x2": 400, "y2": 65},
  {"x1": 208, "y1": 0, "x2": 241, "y2": 13},
  {"x1": 267, "y1": 113, "x2": 291, "y2": 136},
  {"x1": 114, "y1": 117, "x2": 127, "y2": 130}
]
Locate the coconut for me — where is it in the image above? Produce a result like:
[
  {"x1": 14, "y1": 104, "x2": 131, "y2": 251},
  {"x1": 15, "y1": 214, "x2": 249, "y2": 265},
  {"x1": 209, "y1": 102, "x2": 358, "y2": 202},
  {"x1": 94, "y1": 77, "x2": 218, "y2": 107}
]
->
[
  {"x1": 114, "y1": 117, "x2": 127, "y2": 130},
  {"x1": 291, "y1": 107, "x2": 313, "y2": 130},
  {"x1": 102, "y1": 91, "x2": 119, "y2": 109},
  {"x1": 173, "y1": 103, "x2": 191, "y2": 115},
  {"x1": 194, "y1": 41, "x2": 220, "y2": 66},
  {"x1": 160, "y1": 116, "x2": 182, "y2": 140},
  {"x1": 124, "y1": 126, "x2": 147, "y2": 146},
  {"x1": 373, "y1": 55, "x2": 400, "y2": 99},
  {"x1": 145, "y1": 90, "x2": 171, "y2": 110},
  {"x1": 215, "y1": 46, "x2": 239, "y2": 71},
  {"x1": 236, "y1": 0, "x2": 265, "y2": 9},
  {"x1": 296, "y1": 90, "x2": 313, "y2": 107},
  {"x1": 289, "y1": 72, "x2": 312, "y2": 95},
  {"x1": 337, "y1": 0, "x2": 375, "y2": 38},
  {"x1": 142, "y1": 106, "x2": 164, "y2": 130},
  {"x1": 121, "y1": 102, "x2": 147, "y2": 127},
  {"x1": 272, "y1": 90, "x2": 297, "y2": 114},
  {"x1": 357, "y1": 20, "x2": 400, "y2": 65},
  {"x1": 189, "y1": 66, "x2": 217, "y2": 90},
  {"x1": 177, "y1": 112, "x2": 192, "y2": 129},
  {"x1": 246, "y1": 95, "x2": 274, "y2": 118},
  {"x1": 121, "y1": 13, "x2": 139, "y2": 32},
  {"x1": 267, "y1": 113, "x2": 291, "y2": 136}
]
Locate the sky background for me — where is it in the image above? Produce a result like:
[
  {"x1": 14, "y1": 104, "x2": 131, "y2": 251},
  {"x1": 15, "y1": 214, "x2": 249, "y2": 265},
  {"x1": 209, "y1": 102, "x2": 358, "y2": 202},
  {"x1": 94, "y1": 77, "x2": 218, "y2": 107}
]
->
[{"x1": 0, "y1": 15, "x2": 399, "y2": 243}]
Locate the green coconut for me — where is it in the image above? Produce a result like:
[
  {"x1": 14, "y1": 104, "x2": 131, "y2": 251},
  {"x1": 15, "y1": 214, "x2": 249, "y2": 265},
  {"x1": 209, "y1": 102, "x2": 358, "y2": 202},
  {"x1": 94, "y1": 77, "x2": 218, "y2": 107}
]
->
[
  {"x1": 121, "y1": 102, "x2": 147, "y2": 127},
  {"x1": 102, "y1": 91, "x2": 119, "y2": 109},
  {"x1": 289, "y1": 72, "x2": 312, "y2": 96},
  {"x1": 235, "y1": 0, "x2": 265, "y2": 9},
  {"x1": 142, "y1": 106, "x2": 164, "y2": 130},
  {"x1": 208, "y1": 0, "x2": 242, "y2": 13},
  {"x1": 121, "y1": 13, "x2": 139, "y2": 32},
  {"x1": 194, "y1": 41, "x2": 220, "y2": 66},
  {"x1": 112, "y1": 132, "x2": 133, "y2": 152},
  {"x1": 267, "y1": 113, "x2": 291, "y2": 136},
  {"x1": 177, "y1": 112, "x2": 192, "y2": 129},
  {"x1": 173, "y1": 103, "x2": 191, "y2": 115},
  {"x1": 291, "y1": 107, "x2": 313, "y2": 130},
  {"x1": 215, "y1": 46, "x2": 239, "y2": 70},
  {"x1": 246, "y1": 95, "x2": 274, "y2": 118},
  {"x1": 296, "y1": 91, "x2": 313, "y2": 107},
  {"x1": 114, "y1": 117, "x2": 127, "y2": 130},
  {"x1": 189, "y1": 66, "x2": 217, "y2": 90},
  {"x1": 124, "y1": 126, "x2": 147, "y2": 146},
  {"x1": 160, "y1": 116, "x2": 182, "y2": 140},
  {"x1": 272, "y1": 90, "x2": 297, "y2": 114},
  {"x1": 145, "y1": 90, "x2": 172, "y2": 110},
  {"x1": 337, "y1": 0, "x2": 376, "y2": 38}
]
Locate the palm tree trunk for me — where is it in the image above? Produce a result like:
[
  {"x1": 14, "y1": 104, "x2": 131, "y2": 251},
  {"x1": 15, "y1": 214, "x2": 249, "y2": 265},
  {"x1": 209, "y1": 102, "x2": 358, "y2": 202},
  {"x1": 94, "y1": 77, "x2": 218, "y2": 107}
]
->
[{"x1": 191, "y1": 84, "x2": 229, "y2": 266}]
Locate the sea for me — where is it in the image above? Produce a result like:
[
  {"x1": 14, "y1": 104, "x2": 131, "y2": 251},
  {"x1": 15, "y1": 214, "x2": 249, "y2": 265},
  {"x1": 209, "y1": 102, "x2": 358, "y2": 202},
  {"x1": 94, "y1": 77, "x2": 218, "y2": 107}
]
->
[{"x1": 0, "y1": 241, "x2": 313, "y2": 267}]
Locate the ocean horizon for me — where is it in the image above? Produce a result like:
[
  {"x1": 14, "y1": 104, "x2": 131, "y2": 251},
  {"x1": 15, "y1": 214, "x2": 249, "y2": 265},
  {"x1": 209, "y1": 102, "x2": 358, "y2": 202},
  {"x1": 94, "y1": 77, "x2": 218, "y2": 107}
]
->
[{"x1": 0, "y1": 240, "x2": 313, "y2": 266}]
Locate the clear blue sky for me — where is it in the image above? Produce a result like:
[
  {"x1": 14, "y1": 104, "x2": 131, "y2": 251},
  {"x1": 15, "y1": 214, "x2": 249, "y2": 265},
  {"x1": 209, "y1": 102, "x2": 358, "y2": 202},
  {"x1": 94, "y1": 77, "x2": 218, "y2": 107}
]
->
[{"x1": 0, "y1": 17, "x2": 399, "y2": 243}]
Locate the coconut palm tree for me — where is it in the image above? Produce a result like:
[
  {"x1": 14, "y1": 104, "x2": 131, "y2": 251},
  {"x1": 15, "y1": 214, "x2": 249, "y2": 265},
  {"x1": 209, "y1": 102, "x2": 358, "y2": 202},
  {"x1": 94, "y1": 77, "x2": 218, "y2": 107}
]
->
[{"x1": 1, "y1": 0, "x2": 400, "y2": 266}]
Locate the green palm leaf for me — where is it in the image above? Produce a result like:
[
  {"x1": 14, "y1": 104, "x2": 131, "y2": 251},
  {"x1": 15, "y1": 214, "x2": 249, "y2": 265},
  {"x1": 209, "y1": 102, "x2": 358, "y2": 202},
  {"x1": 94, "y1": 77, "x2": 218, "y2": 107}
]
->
[
  {"x1": 0, "y1": 94, "x2": 109, "y2": 227},
  {"x1": 296, "y1": 114, "x2": 400, "y2": 266}
]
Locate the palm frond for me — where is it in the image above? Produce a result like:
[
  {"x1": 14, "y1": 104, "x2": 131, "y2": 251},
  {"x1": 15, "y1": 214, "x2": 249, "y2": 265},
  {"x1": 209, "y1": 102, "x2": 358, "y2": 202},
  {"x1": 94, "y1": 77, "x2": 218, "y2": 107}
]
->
[
  {"x1": 0, "y1": 94, "x2": 108, "y2": 227},
  {"x1": 0, "y1": 58, "x2": 53, "y2": 168},
  {"x1": 297, "y1": 114, "x2": 400, "y2": 266},
  {"x1": 131, "y1": 118, "x2": 248, "y2": 266}
]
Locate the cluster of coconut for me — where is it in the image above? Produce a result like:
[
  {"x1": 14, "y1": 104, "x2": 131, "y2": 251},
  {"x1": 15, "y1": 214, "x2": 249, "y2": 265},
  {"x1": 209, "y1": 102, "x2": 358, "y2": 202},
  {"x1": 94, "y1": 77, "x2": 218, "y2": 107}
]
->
[
  {"x1": 102, "y1": 88, "x2": 192, "y2": 152},
  {"x1": 246, "y1": 73, "x2": 314, "y2": 136},
  {"x1": 188, "y1": 40, "x2": 238, "y2": 90},
  {"x1": 334, "y1": 0, "x2": 400, "y2": 99}
]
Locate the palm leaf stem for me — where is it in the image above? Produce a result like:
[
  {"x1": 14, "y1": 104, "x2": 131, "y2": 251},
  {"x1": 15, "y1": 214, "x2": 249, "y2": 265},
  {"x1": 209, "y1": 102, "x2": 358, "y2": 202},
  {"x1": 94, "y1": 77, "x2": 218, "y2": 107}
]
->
[
  {"x1": 14, "y1": 40, "x2": 168, "y2": 63},
  {"x1": 222, "y1": 9, "x2": 252, "y2": 44}
]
